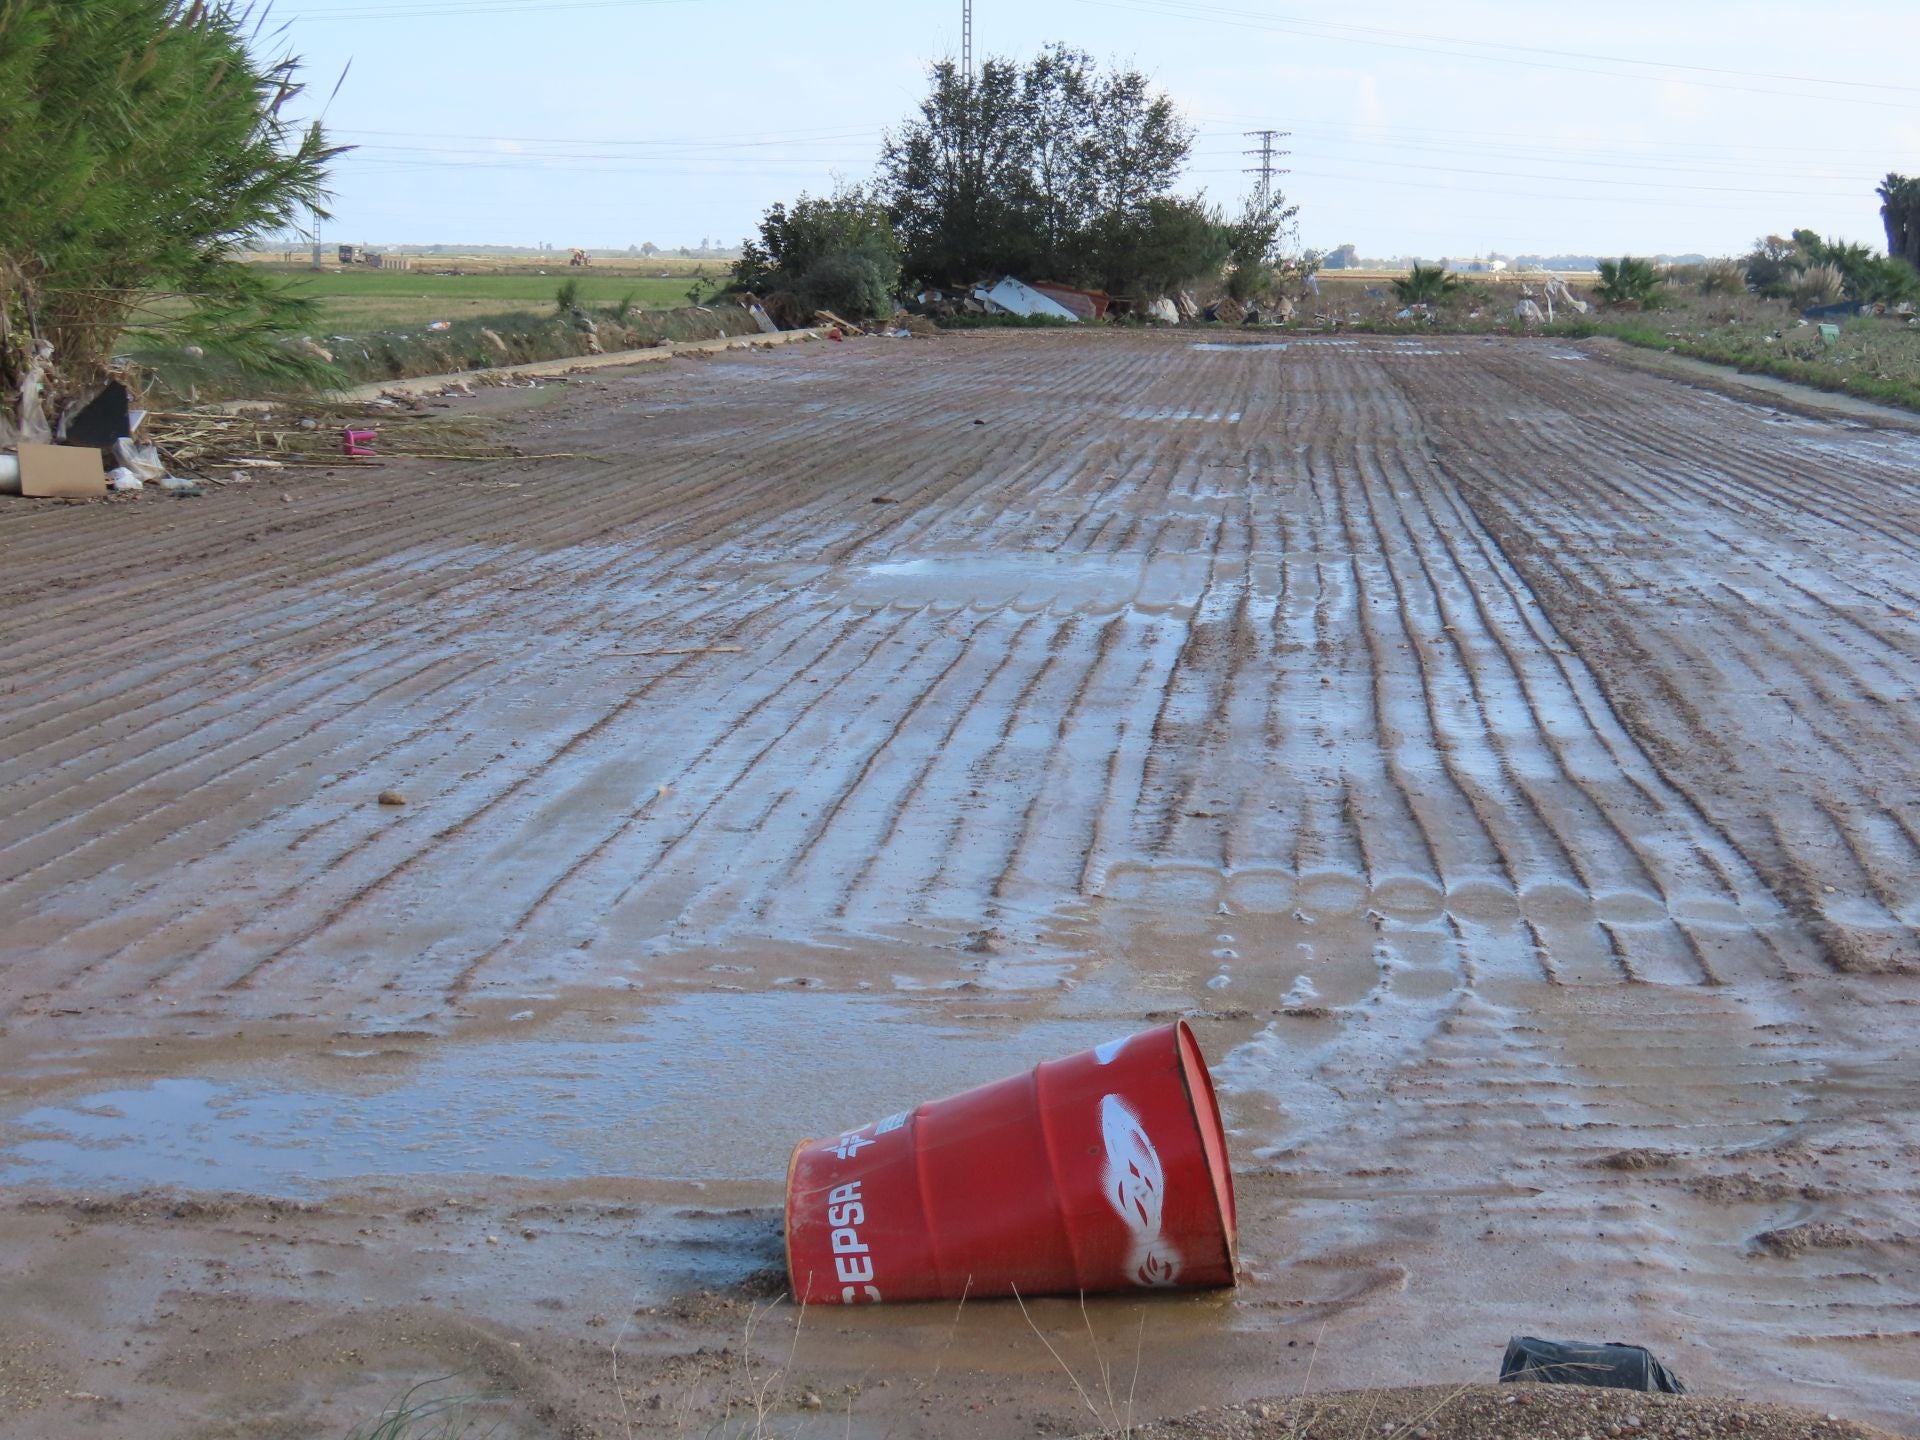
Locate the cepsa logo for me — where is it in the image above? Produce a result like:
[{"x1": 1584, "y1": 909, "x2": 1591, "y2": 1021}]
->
[{"x1": 825, "y1": 1180, "x2": 881, "y2": 1303}]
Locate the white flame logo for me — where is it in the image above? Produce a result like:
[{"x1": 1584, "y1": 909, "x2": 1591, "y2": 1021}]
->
[{"x1": 1099, "y1": 1094, "x2": 1181, "y2": 1287}]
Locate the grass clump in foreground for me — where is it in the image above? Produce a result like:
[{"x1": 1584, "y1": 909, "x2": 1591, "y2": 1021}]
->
[{"x1": 346, "y1": 1376, "x2": 501, "y2": 1440}]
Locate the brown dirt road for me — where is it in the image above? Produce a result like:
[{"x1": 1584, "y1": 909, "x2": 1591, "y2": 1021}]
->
[{"x1": 0, "y1": 332, "x2": 1916, "y2": 1438}]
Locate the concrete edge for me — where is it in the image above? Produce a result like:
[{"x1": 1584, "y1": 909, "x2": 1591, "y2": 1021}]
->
[
  {"x1": 1586, "y1": 336, "x2": 1920, "y2": 434},
  {"x1": 222, "y1": 327, "x2": 824, "y2": 412}
]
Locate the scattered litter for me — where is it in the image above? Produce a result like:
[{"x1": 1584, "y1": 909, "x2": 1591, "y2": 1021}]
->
[
  {"x1": 426, "y1": 320, "x2": 452, "y2": 332},
  {"x1": 1145, "y1": 297, "x2": 1180, "y2": 325},
  {"x1": 157, "y1": 476, "x2": 203, "y2": 494},
  {"x1": 107, "y1": 467, "x2": 144, "y2": 492},
  {"x1": 16, "y1": 442, "x2": 106, "y2": 498},
  {"x1": 785, "y1": 1021, "x2": 1234, "y2": 1304},
  {"x1": 1029, "y1": 281, "x2": 1110, "y2": 320},
  {"x1": 62, "y1": 381, "x2": 133, "y2": 448},
  {"x1": 113, "y1": 437, "x2": 168, "y2": 482},
  {"x1": 1500, "y1": 1336, "x2": 1685, "y2": 1393},
  {"x1": 978, "y1": 277, "x2": 1080, "y2": 321},
  {"x1": 814, "y1": 309, "x2": 866, "y2": 336},
  {"x1": 342, "y1": 428, "x2": 377, "y2": 458},
  {"x1": 0, "y1": 453, "x2": 18, "y2": 496},
  {"x1": 16, "y1": 339, "x2": 56, "y2": 444}
]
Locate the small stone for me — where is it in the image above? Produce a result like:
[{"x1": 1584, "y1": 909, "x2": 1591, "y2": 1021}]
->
[
  {"x1": 485, "y1": 1235, "x2": 500, "y2": 1245},
  {"x1": 378, "y1": 790, "x2": 407, "y2": 806},
  {"x1": 1255, "y1": 1404, "x2": 1274, "y2": 1421},
  {"x1": 800, "y1": 1391, "x2": 822, "y2": 1411}
]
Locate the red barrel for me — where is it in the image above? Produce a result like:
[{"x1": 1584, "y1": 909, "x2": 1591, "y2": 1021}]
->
[{"x1": 784, "y1": 1021, "x2": 1237, "y2": 1305}]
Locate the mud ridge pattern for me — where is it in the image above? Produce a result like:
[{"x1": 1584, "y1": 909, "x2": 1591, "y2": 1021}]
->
[{"x1": 1, "y1": 332, "x2": 1917, "y2": 1435}]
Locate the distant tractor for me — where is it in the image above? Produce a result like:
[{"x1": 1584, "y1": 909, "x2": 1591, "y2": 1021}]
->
[{"x1": 570, "y1": 248, "x2": 591, "y2": 267}]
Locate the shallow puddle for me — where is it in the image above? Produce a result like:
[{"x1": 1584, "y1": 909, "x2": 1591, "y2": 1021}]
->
[
  {"x1": 0, "y1": 992, "x2": 1132, "y2": 1198},
  {"x1": 830, "y1": 552, "x2": 1180, "y2": 610}
]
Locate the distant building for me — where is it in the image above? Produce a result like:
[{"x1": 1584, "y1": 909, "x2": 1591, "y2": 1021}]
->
[{"x1": 1444, "y1": 257, "x2": 1508, "y2": 274}]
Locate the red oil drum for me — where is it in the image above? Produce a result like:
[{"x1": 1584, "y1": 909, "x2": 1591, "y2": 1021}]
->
[{"x1": 784, "y1": 1021, "x2": 1237, "y2": 1305}]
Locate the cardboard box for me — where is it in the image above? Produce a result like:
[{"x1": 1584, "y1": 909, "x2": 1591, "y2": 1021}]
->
[{"x1": 17, "y1": 443, "x2": 107, "y2": 499}]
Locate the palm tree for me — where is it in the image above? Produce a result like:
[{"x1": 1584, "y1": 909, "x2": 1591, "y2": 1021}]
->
[
  {"x1": 1878, "y1": 173, "x2": 1920, "y2": 268},
  {"x1": 1595, "y1": 257, "x2": 1661, "y2": 309},
  {"x1": 1392, "y1": 263, "x2": 1459, "y2": 305}
]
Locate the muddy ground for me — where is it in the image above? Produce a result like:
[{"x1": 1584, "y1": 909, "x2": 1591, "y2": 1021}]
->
[{"x1": 0, "y1": 331, "x2": 1915, "y2": 1438}]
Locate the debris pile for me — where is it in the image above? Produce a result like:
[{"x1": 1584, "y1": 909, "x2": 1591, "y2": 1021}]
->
[{"x1": 147, "y1": 398, "x2": 526, "y2": 476}]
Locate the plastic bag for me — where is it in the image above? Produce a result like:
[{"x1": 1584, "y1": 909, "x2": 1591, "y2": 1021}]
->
[
  {"x1": 1500, "y1": 1336, "x2": 1685, "y2": 1393},
  {"x1": 17, "y1": 339, "x2": 54, "y2": 445},
  {"x1": 112, "y1": 437, "x2": 168, "y2": 482}
]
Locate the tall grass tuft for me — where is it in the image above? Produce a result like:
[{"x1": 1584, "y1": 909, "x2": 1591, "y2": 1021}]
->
[
  {"x1": 346, "y1": 1376, "x2": 498, "y2": 1440},
  {"x1": 1791, "y1": 263, "x2": 1846, "y2": 308},
  {"x1": 554, "y1": 277, "x2": 583, "y2": 314},
  {"x1": 1699, "y1": 260, "x2": 1748, "y2": 296}
]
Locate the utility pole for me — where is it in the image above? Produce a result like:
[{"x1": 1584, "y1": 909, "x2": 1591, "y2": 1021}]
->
[
  {"x1": 962, "y1": 0, "x2": 974, "y2": 81},
  {"x1": 1243, "y1": 129, "x2": 1291, "y2": 211}
]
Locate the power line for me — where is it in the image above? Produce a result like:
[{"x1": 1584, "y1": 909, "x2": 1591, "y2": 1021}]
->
[
  {"x1": 1125, "y1": 0, "x2": 1920, "y2": 95},
  {"x1": 280, "y1": 0, "x2": 694, "y2": 19},
  {"x1": 1069, "y1": 0, "x2": 1920, "y2": 111},
  {"x1": 1243, "y1": 128, "x2": 1289, "y2": 209}
]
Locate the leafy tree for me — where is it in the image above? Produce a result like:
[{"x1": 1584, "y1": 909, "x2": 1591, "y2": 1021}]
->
[
  {"x1": 1222, "y1": 193, "x2": 1302, "y2": 302},
  {"x1": 733, "y1": 185, "x2": 902, "y2": 320},
  {"x1": 1392, "y1": 264, "x2": 1459, "y2": 306},
  {"x1": 1595, "y1": 256, "x2": 1661, "y2": 308},
  {"x1": 1878, "y1": 173, "x2": 1920, "y2": 269},
  {"x1": 0, "y1": 0, "x2": 342, "y2": 435},
  {"x1": 1744, "y1": 234, "x2": 1799, "y2": 297},
  {"x1": 1091, "y1": 196, "x2": 1232, "y2": 299},
  {"x1": 1324, "y1": 243, "x2": 1359, "y2": 270},
  {"x1": 880, "y1": 46, "x2": 1204, "y2": 293}
]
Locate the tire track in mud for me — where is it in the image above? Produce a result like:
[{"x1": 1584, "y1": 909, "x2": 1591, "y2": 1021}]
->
[
  {"x1": 7, "y1": 333, "x2": 1918, "y2": 1431},
  {"x1": 1399, "y1": 342, "x2": 1920, "y2": 975},
  {"x1": 0, "y1": 332, "x2": 1885, "y2": 1017}
]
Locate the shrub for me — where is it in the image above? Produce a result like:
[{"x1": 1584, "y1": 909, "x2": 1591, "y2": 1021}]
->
[
  {"x1": 553, "y1": 277, "x2": 582, "y2": 314},
  {"x1": 734, "y1": 184, "x2": 902, "y2": 320},
  {"x1": 798, "y1": 250, "x2": 897, "y2": 319},
  {"x1": 1392, "y1": 263, "x2": 1459, "y2": 305},
  {"x1": 1595, "y1": 256, "x2": 1662, "y2": 308}
]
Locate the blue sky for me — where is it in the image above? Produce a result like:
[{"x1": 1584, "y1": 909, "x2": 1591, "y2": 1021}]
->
[{"x1": 272, "y1": 0, "x2": 1920, "y2": 258}]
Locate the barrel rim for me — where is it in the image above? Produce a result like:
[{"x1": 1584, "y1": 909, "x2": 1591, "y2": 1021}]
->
[{"x1": 1172, "y1": 1018, "x2": 1240, "y2": 1279}]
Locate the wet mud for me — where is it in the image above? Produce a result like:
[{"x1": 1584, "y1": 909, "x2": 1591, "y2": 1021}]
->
[{"x1": 0, "y1": 332, "x2": 1916, "y2": 1437}]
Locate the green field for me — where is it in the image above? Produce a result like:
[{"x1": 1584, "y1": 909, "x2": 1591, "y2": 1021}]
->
[{"x1": 253, "y1": 263, "x2": 729, "y2": 331}]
